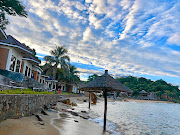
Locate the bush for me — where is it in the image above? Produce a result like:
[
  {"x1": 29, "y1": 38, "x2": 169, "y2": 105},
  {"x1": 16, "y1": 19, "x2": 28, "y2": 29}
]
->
[{"x1": 0, "y1": 88, "x2": 55, "y2": 94}]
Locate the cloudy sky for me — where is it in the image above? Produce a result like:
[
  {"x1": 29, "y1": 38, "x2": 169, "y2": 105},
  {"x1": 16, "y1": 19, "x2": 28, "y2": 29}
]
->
[{"x1": 5, "y1": 0, "x2": 180, "y2": 85}]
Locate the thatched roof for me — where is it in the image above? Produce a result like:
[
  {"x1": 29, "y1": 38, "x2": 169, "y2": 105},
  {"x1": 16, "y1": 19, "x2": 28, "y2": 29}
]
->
[
  {"x1": 139, "y1": 90, "x2": 147, "y2": 94},
  {"x1": 79, "y1": 70, "x2": 133, "y2": 93}
]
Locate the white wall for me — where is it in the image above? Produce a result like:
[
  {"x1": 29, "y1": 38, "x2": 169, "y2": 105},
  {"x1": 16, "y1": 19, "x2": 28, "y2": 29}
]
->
[
  {"x1": 1, "y1": 46, "x2": 23, "y2": 72},
  {"x1": 23, "y1": 60, "x2": 33, "y2": 77}
]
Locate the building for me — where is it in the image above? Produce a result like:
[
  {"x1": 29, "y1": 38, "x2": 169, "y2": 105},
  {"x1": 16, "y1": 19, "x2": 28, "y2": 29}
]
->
[
  {"x1": 0, "y1": 29, "x2": 44, "y2": 83},
  {"x1": 0, "y1": 28, "x2": 54, "y2": 90}
]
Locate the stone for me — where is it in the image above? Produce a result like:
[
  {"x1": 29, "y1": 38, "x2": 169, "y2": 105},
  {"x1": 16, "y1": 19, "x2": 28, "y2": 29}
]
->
[
  {"x1": 39, "y1": 121, "x2": 45, "y2": 125},
  {"x1": 71, "y1": 102, "x2": 77, "y2": 106},
  {"x1": 0, "y1": 104, "x2": 3, "y2": 110}
]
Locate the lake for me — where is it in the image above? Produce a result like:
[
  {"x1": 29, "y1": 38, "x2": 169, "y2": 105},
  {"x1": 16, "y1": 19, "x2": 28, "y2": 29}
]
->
[{"x1": 78, "y1": 99, "x2": 180, "y2": 135}]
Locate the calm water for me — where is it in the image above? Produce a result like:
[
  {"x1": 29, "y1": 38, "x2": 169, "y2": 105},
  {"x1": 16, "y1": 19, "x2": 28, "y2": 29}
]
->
[{"x1": 77, "y1": 100, "x2": 180, "y2": 135}]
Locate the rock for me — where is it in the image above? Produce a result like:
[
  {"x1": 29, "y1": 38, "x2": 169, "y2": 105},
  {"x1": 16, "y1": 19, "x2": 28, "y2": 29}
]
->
[
  {"x1": 81, "y1": 111, "x2": 87, "y2": 113},
  {"x1": 35, "y1": 115, "x2": 43, "y2": 121},
  {"x1": 80, "y1": 115, "x2": 89, "y2": 119},
  {"x1": 0, "y1": 103, "x2": 3, "y2": 110},
  {"x1": 71, "y1": 102, "x2": 77, "y2": 106},
  {"x1": 61, "y1": 99, "x2": 71, "y2": 105},
  {"x1": 39, "y1": 121, "x2": 45, "y2": 125},
  {"x1": 41, "y1": 110, "x2": 48, "y2": 115},
  {"x1": 83, "y1": 100, "x2": 87, "y2": 102},
  {"x1": 68, "y1": 111, "x2": 78, "y2": 116},
  {"x1": 62, "y1": 109, "x2": 67, "y2": 112}
]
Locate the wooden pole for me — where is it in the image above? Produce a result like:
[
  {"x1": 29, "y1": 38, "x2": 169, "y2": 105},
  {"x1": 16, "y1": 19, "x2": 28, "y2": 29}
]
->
[
  {"x1": 103, "y1": 89, "x2": 107, "y2": 131},
  {"x1": 89, "y1": 92, "x2": 91, "y2": 109}
]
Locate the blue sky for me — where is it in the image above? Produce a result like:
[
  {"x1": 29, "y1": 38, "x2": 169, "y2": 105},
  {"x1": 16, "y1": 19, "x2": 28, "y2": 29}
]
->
[{"x1": 5, "y1": 0, "x2": 180, "y2": 86}]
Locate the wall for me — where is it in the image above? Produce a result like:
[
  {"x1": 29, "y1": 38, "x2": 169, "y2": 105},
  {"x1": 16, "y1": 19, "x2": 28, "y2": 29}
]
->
[
  {"x1": 0, "y1": 94, "x2": 60, "y2": 122},
  {"x1": 23, "y1": 60, "x2": 32, "y2": 77},
  {"x1": 0, "y1": 47, "x2": 9, "y2": 70}
]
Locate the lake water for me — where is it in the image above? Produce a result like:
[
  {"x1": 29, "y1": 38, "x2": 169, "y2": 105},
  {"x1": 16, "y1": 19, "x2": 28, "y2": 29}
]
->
[{"x1": 77, "y1": 100, "x2": 180, "y2": 135}]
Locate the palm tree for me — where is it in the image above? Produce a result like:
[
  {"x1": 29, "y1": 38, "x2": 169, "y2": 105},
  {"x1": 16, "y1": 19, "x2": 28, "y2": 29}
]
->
[
  {"x1": 64, "y1": 64, "x2": 80, "y2": 92},
  {"x1": 68, "y1": 64, "x2": 80, "y2": 85},
  {"x1": 43, "y1": 46, "x2": 70, "y2": 79}
]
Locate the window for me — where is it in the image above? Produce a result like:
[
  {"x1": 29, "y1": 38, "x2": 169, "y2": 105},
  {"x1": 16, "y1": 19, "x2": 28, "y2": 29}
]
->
[
  {"x1": 31, "y1": 70, "x2": 34, "y2": 78},
  {"x1": 9, "y1": 55, "x2": 16, "y2": 71},
  {"x1": 25, "y1": 66, "x2": 28, "y2": 76},
  {"x1": 28, "y1": 68, "x2": 31, "y2": 77},
  {"x1": 49, "y1": 84, "x2": 51, "y2": 88},
  {"x1": 40, "y1": 79, "x2": 42, "y2": 83},
  {"x1": 15, "y1": 60, "x2": 21, "y2": 72},
  {"x1": 43, "y1": 80, "x2": 45, "y2": 83}
]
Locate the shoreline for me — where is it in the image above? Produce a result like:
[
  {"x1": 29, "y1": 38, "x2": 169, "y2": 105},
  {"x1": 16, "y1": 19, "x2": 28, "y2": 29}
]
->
[
  {"x1": 0, "y1": 95, "x2": 110, "y2": 135},
  {"x1": 126, "y1": 98, "x2": 175, "y2": 104},
  {"x1": 1, "y1": 95, "x2": 177, "y2": 135}
]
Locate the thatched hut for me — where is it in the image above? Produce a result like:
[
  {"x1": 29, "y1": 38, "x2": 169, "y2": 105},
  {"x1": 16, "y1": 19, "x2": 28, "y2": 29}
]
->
[
  {"x1": 139, "y1": 90, "x2": 148, "y2": 100},
  {"x1": 79, "y1": 70, "x2": 132, "y2": 131}
]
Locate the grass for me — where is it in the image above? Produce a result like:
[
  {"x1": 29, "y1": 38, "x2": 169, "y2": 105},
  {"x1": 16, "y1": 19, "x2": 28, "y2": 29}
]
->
[{"x1": 0, "y1": 88, "x2": 55, "y2": 94}]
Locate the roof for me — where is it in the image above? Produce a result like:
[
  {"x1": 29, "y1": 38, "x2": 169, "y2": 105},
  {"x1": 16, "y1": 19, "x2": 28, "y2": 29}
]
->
[
  {"x1": 45, "y1": 76, "x2": 58, "y2": 82},
  {"x1": 139, "y1": 90, "x2": 147, "y2": 94},
  {"x1": 22, "y1": 55, "x2": 41, "y2": 64},
  {"x1": 0, "y1": 35, "x2": 33, "y2": 53},
  {"x1": 79, "y1": 70, "x2": 133, "y2": 93}
]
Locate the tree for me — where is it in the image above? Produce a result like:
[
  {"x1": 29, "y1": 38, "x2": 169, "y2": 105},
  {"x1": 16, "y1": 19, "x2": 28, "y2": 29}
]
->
[
  {"x1": 32, "y1": 48, "x2": 36, "y2": 56},
  {"x1": 68, "y1": 64, "x2": 80, "y2": 85},
  {"x1": 87, "y1": 74, "x2": 98, "y2": 83},
  {"x1": 0, "y1": 0, "x2": 27, "y2": 29},
  {"x1": 43, "y1": 46, "x2": 70, "y2": 79}
]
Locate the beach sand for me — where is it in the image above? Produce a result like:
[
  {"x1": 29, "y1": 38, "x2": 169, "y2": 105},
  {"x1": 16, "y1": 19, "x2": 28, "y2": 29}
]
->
[
  {"x1": 0, "y1": 114, "x2": 59, "y2": 135},
  {"x1": 0, "y1": 95, "x2": 109, "y2": 135},
  {"x1": 127, "y1": 98, "x2": 174, "y2": 103}
]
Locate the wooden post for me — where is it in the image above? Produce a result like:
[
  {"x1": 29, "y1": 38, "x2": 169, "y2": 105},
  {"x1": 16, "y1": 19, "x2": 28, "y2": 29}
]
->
[
  {"x1": 89, "y1": 92, "x2": 91, "y2": 109},
  {"x1": 103, "y1": 89, "x2": 107, "y2": 131}
]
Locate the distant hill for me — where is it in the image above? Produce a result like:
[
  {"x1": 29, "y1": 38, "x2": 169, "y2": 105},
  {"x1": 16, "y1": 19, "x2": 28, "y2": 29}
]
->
[{"x1": 116, "y1": 76, "x2": 180, "y2": 103}]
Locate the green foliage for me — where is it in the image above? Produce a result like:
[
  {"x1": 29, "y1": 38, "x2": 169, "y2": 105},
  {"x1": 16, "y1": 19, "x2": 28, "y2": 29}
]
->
[
  {"x1": 0, "y1": 88, "x2": 55, "y2": 94},
  {"x1": 116, "y1": 76, "x2": 180, "y2": 101},
  {"x1": 0, "y1": 0, "x2": 27, "y2": 29},
  {"x1": 87, "y1": 74, "x2": 98, "y2": 83},
  {"x1": 43, "y1": 46, "x2": 70, "y2": 79}
]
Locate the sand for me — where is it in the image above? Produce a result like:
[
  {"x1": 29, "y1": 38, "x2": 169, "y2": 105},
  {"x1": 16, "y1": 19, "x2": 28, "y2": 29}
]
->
[
  {"x1": 127, "y1": 98, "x2": 174, "y2": 103},
  {"x1": 0, "y1": 112, "x2": 59, "y2": 135},
  {"x1": 0, "y1": 96, "x2": 109, "y2": 135}
]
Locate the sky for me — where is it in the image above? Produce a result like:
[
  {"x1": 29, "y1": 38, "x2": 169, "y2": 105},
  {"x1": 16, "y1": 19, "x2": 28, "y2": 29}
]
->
[{"x1": 5, "y1": 0, "x2": 180, "y2": 86}]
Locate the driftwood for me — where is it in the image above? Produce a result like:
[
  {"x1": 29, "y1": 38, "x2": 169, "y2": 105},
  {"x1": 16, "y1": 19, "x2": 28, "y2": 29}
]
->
[
  {"x1": 41, "y1": 110, "x2": 48, "y2": 115},
  {"x1": 35, "y1": 115, "x2": 43, "y2": 121}
]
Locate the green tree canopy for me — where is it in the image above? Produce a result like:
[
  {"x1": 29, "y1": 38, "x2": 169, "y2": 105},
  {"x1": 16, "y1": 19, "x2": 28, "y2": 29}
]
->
[
  {"x1": 116, "y1": 76, "x2": 180, "y2": 101},
  {"x1": 43, "y1": 46, "x2": 70, "y2": 79},
  {"x1": 87, "y1": 74, "x2": 98, "y2": 83},
  {"x1": 0, "y1": 0, "x2": 27, "y2": 29}
]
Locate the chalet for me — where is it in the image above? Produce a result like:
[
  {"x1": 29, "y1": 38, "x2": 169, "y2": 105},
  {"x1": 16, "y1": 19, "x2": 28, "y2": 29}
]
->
[{"x1": 0, "y1": 29, "x2": 44, "y2": 83}]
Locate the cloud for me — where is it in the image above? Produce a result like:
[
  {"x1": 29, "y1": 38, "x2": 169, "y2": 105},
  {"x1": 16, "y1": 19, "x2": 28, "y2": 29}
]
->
[
  {"x1": 167, "y1": 33, "x2": 180, "y2": 46},
  {"x1": 4, "y1": 0, "x2": 180, "y2": 85},
  {"x1": 82, "y1": 27, "x2": 95, "y2": 41}
]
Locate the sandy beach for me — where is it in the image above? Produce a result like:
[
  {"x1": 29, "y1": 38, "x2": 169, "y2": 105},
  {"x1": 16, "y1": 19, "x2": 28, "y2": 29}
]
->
[
  {"x1": 0, "y1": 96, "x2": 109, "y2": 135},
  {"x1": 0, "y1": 113, "x2": 59, "y2": 135},
  {"x1": 127, "y1": 98, "x2": 174, "y2": 104}
]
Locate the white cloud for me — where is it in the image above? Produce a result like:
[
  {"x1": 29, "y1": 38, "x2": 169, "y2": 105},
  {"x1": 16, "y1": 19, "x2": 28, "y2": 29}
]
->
[
  {"x1": 167, "y1": 33, "x2": 180, "y2": 46},
  {"x1": 82, "y1": 27, "x2": 95, "y2": 41},
  {"x1": 5, "y1": 0, "x2": 180, "y2": 84}
]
